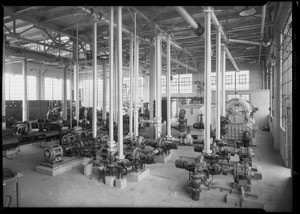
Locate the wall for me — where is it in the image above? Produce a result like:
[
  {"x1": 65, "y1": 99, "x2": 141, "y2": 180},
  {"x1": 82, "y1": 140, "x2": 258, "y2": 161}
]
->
[{"x1": 268, "y1": 2, "x2": 292, "y2": 168}]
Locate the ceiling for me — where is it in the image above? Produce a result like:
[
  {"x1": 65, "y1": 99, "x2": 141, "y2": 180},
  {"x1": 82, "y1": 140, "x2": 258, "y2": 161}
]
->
[{"x1": 3, "y1": 4, "x2": 281, "y2": 74}]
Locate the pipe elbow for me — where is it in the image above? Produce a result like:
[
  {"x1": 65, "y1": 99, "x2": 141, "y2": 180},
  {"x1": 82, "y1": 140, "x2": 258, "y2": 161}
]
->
[{"x1": 192, "y1": 23, "x2": 204, "y2": 37}]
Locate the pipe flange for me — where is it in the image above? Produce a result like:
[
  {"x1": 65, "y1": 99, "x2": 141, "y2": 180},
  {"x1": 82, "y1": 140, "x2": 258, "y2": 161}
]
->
[{"x1": 192, "y1": 23, "x2": 204, "y2": 37}]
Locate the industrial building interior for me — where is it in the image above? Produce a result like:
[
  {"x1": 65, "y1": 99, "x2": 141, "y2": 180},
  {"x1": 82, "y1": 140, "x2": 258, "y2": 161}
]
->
[{"x1": 2, "y1": 3, "x2": 295, "y2": 211}]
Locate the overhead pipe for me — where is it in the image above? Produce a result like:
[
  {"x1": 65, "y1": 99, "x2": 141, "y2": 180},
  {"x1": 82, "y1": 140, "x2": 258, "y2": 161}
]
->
[
  {"x1": 166, "y1": 34, "x2": 172, "y2": 140},
  {"x1": 258, "y1": 4, "x2": 267, "y2": 70},
  {"x1": 174, "y1": 6, "x2": 205, "y2": 37},
  {"x1": 92, "y1": 20, "x2": 98, "y2": 138},
  {"x1": 62, "y1": 65, "x2": 68, "y2": 119},
  {"x1": 133, "y1": 12, "x2": 139, "y2": 138},
  {"x1": 215, "y1": 30, "x2": 221, "y2": 140},
  {"x1": 117, "y1": 6, "x2": 125, "y2": 160},
  {"x1": 74, "y1": 22, "x2": 80, "y2": 126},
  {"x1": 161, "y1": 53, "x2": 197, "y2": 72},
  {"x1": 224, "y1": 46, "x2": 239, "y2": 72},
  {"x1": 228, "y1": 38, "x2": 261, "y2": 46},
  {"x1": 69, "y1": 57, "x2": 73, "y2": 129},
  {"x1": 77, "y1": 6, "x2": 102, "y2": 21},
  {"x1": 108, "y1": 7, "x2": 116, "y2": 151},
  {"x1": 204, "y1": 8, "x2": 212, "y2": 154},
  {"x1": 77, "y1": 6, "x2": 196, "y2": 71}
]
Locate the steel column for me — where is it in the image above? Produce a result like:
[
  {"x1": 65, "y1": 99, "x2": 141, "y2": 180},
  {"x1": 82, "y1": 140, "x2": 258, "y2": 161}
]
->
[
  {"x1": 69, "y1": 63, "x2": 73, "y2": 129},
  {"x1": 108, "y1": 6, "x2": 116, "y2": 148},
  {"x1": 215, "y1": 30, "x2": 221, "y2": 140},
  {"x1": 102, "y1": 60, "x2": 107, "y2": 121},
  {"x1": 2, "y1": 36, "x2": 6, "y2": 130},
  {"x1": 204, "y1": 9, "x2": 212, "y2": 153},
  {"x1": 114, "y1": 35, "x2": 118, "y2": 123},
  {"x1": 134, "y1": 12, "x2": 139, "y2": 138},
  {"x1": 166, "y1": 34, "x2": 172, "y2": 139},
  {"x1": 129, "y1": 33, "x2": 134, "y2": 138},
  {"x1": 155, "y1": 34, "x2": 162, "y2": 140},
  {"x1": 117, "y1": 6, "x2": 124, "y2": 160},
  {"x1": 22, "y1": 59, "x2": 28, "y2": 121},
  {"x1": 92, "y1": 21, "x2": 98, "y2": 138},
  {"x1": 221, "y1": 45, "x2": 226, "y2": 116}
]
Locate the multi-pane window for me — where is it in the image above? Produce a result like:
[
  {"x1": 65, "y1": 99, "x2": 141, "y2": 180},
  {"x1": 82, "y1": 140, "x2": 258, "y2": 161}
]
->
[
  {"x1": 179, "y1": 74, "x2": 192, "y2": 93},
  {"x1": 44, "y1": 77, "x2": 62, "y2": 100},
  {"x1": 5, "y1": 73, "x2": 23, "y2": 100},
  {"x1": 161, "y1": 76, "x2": 167, "y2": 94},
  {"x1": 79, "y1": 78, "x2": 104, "y2": 108},
  {"x1": 227, "y1": 94, "x2": 250, "y2": 102},
  {"x1": 123, "y1": 77, "x2": 144, "y2": 102},
  {"x1": 161, "y1": 74, "x2": 192, "y2": 94},
  {"x1": 27, "y1": 76, "x2": 37, "y2": 100},
  {"x1": 211, "y1": 70, "x2": 249, "y2": 91},
  {"x1": 280, "y1": 13, "x2": 292, "y2": 131}
]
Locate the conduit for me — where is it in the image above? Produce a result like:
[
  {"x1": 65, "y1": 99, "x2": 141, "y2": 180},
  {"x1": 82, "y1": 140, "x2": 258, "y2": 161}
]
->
[
  {"x1": 215, "y1": 30, "x2": 221, "y2": 140},
  {"x1": 134, "y1": 12, "x2": 139, "y2": 138},
  {"x1": 166, "y1": 34, "x2": 172, "y2": 139},
  {"x1": 129, "y1": 33, "x2": 134, "y2": 138},
  {"x1": 155, "y1": 34, "x2": 162, "y2": 140},
  {"x1": 22, "y1": 59, "x2": 28, "y2": 121}
]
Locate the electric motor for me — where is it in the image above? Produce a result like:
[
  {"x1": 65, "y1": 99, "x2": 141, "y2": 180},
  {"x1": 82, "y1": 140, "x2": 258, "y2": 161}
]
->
[
  {"x1": 233, "y1": 163, "x2": 252, "y2": 191},
  {"x1": 44, "y1": 144, "x2": 63, "y2": 163}
]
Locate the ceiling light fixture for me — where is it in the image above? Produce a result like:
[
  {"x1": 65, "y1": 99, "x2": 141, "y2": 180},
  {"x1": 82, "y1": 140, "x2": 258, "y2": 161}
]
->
[{"x1": 239, "y1": 7, "x2": 256, "y2": 17}]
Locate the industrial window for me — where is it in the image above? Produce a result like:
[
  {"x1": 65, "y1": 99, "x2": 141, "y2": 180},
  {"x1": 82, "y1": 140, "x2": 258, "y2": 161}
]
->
[
  {"x1": 280, "y1": 13, "x2": 292, "y2": 131},
  {"x1": 79, "y1": 78, "x2": 104, "y2": 108},
  {"x1": 211, "y1": 70, "x2": 249, "y2": 91},
  {"x1": 238, "y1": 75, "x2": 246, "y2": 84},
  {"x1": 66, "y1": 80, "x2": 70, "y2": 100},
  {"x1": 271, "y1": 67, "x2": 274, "y2": 117},
  {"x1": 171, "y1": 75, "x2": 179, "y2": 94},
  {"x1": 179, "y1": 74, "x2": 192, "y2": 93},
  {"x1": 27, "y1": 76, "x2": 37, "y2": 100},
  {"x1": 161, "y1": 74, "x2": 192, "y2": 94},
  {"x1": 44, "y1": 77, "x2": 62, "y2": 100},
  {"x1": 161, "y1": 76, "x2": 167, "y2": 94},
  {"x1": 227, "y1": 94, "x2": 250, "y2": 102},
  {"x1": 5, "y1": 73, "x2": 23, "y2": 100},
  {"x1": 122, "y1": 77, "x2": 144, "y2": 103}
]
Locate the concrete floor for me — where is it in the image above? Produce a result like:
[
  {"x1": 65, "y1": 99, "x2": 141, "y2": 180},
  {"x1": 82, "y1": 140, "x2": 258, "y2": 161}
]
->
[{"x1": 3, "y1": 127, "x2": 292, "y2": 211}]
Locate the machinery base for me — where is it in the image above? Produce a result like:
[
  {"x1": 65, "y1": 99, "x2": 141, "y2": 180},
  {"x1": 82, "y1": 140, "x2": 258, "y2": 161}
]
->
[
  {"x1": 154, "y1": 150, "x2": 173, "y2": 163},
  {"x1": 105, "y1": 176, "x2": 116, "y2": 187},
  {"x1": 35, "y1": 156, "x2": 92, "y2": 176},
  {"x1": 115, "y1": 178, "x2": 127, "y2": 189},
  {"x1": 126, "y1": 168, "x2": 150, "y2": 182}
]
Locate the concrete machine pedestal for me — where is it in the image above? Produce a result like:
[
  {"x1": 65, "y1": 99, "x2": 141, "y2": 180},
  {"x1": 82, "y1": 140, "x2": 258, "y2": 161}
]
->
[
  {"x1": 154, "y1": 150, "x2": 173, "y2": 164},
  {"x1": 35, "y1": 156, "x2": 92, "y2": 176}
]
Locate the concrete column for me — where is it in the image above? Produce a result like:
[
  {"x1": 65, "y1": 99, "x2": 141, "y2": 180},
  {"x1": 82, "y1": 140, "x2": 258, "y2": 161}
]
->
[
  {"x1": 262, "y1": 68, "x2": 265, "y2": 89},
  {"x1": 155, "y1": 34, "x2": 162, "y2": 140},
  {"x1": 134, "y1": 12, "x2": 139, "y2": 138},
  {"x1": 108, "y1": 7, "x2": 116, "y2": 147},
  {"x1": 62, "y1": 64, "x2": 68, "y2": 119},
  {"x1": 22, "y1": 59, "x2": 28, "y2": 121},
  {"x1": 102, "y1": 60, "x2": 107, "y2": 121},
  {"x1": 108, "y1": 6, "x2": 116, "y2": 147},
  {"x1": 204, "y1": 9, "x2": 212, "y2": 153},
  {"x1": 92, "y1": 21, "x2": 98, "y2": 138},
  {"x1": 215, "y1": 30, "x2": 221, "y2": 140},
  {"x1": 129, "y1": 33, "x2": 134, "y2": 138},
  {"x1": 117, "y1": 6, "x2": 125, "y2": 160},
  {"x1": 166, "y1": 34, "x2": 172, "y2": 139},
  {"x1": 221, "y1": 45, "x2": 226, "y2": 116},
  {"x1": 2, "y1": 36, "x2": 6, "y2": 129}
]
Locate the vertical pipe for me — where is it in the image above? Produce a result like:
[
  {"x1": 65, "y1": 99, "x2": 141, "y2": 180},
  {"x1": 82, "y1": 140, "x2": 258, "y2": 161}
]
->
[
  {"x1": 221, "y1": 45, "x2": 226, "y2": 116},
  {"x1": 108, "y1": 6, "x2": 115, "y2": 145},
  {"x1": 69, "y1": 59, "x2": 73, "y2": 129},
  {"x1": 102, "y1": 60, "x2": 107, "y2": 121},
  {"x1": 129, "y1": 33, "x2": 134, "y2": 138},
  {"x1": 75, "y1": 24, "x2": 80, "y2": 126},
  {"x1": 134, "y1": 12, "x2": 139, "y2": 138},
  {"x1": 117, "y1": 6, "x2": 124, "y2": 160},
  {"x1": 149, "y1": 45, "x2": 156, "y2": 125},
  {"x1": 216, "y1": 30, "x2": 221, "y2": 140},
  {"x1": 166, "y1": 34, "x2": 172, "y2": 139},
  {"x1": 2, "y1": 36, "x2": 6, "y2": 130},
  {"x1": 204, "y1": 9, "x2": 212, "y2": 153},
  {"x1": 22, "y1": 59, "x2": 28, "y2": 121},
  {"x1": 63, "y1": 65, "x2": 68, "y2": 119},
  {"x1": 114, "y1": 36, "x2": 118, "y2": 123},
  {"x1": 155, "y1": 34, "x2": 162, "y2": 140},
  {"x1": 92, "y1": 21, "x2": 98, "y2": 138}
]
